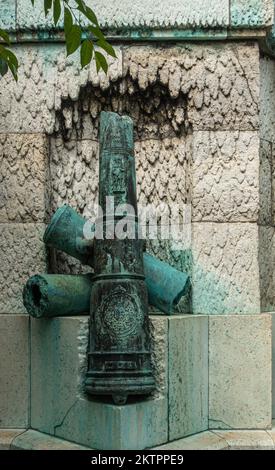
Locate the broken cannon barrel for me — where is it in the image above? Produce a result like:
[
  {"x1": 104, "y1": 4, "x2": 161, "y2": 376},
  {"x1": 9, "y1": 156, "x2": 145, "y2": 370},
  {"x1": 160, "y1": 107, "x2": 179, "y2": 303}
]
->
[
  {"x1": 23, "y1": 256, "x2": 190, "y2": 318},
  {"x1": 23, "y1": 274, "x2": 93, "y2": 318},
  {"x1": 44, "y1": 205, "x2": 190, "y2": 315},
  {"x1": 43, "y1": 205, "x2": 94, "y2": 266},
  {"x1": 143, "y1": 253, "x2": 190, "y2": 314}
]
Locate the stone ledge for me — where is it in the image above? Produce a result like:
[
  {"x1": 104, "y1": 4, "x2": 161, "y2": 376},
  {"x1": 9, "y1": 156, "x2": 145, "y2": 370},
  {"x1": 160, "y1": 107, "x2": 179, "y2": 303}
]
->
[
  {"x1": 0, "y1": 430, "x2": 26, "y2": 450},
  {"x1": 154, "y1": 427, "x2": 275, "y2": 450},
  {"x1": 4, "y1": 427, "x2": 275, "y2": 450},
  {"x1": 212, "y1": 430, "x2": 274, "y2": 450},
  {"x1": 10, "y1": 429, "x2": 90, "y2": 450},
  {"x1": 153, "y1": 431, "x2": 229, "y2": 450},
  {"x1": 30, "y1": 315, "x2": 208, "y2": 449}
]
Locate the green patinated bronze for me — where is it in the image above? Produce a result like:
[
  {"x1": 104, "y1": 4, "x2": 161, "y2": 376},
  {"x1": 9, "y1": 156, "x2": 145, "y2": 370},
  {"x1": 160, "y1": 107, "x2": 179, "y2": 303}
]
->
[
  {"x1": 30, "y1": 111, "x2": 190, "y2": 404},
  {"x1": 44, "y1": 205, "x2": 190, "y2": 315},
  {"x1": 143, "y1": 253, "x2": 190, "y2": 314},
  {"x1": 44, "y1": 205, "x2": 94, "y2": 266},
  {"x1": 85, "y1": 111, "x2": 155, "y2": 405},
  {"x1": 23, "y1": 274, "x2": 93, "y2": 318},
  {"x1": 23, "y1": 253, "x2": 190, "y2": 318}
]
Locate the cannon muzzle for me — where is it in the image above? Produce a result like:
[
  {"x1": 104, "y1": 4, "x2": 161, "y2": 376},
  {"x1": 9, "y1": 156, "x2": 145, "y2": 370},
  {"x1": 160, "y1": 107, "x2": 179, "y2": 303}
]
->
[{"x1": 23, "y1": 274, "x2": 93, "y2": 318}]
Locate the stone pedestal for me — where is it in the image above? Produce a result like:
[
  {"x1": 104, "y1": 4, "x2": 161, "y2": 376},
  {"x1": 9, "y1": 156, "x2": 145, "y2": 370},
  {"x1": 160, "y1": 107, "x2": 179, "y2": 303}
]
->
[
  {"x1": 0, "y1": 312, "x2": 264, "y2": 450},
  {"x1": 29, "y1": 315, "x2": 208, "y2": 450}
]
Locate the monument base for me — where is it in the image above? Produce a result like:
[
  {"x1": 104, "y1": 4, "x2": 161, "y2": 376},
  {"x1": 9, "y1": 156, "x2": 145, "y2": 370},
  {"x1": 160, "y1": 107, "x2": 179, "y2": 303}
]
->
[
  {"x1": 0, "y1": 313, "x2": 272, "y2": 450},
  {"x1": 3, "y1": 426, "x2": 275, "y2": 451}
]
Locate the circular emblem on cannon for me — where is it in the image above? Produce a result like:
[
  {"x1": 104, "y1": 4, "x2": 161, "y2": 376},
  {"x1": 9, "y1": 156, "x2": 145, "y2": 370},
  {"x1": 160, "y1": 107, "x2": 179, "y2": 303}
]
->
[{"x1": 95, "y1": 286, "x2": 143, "y2": 345}]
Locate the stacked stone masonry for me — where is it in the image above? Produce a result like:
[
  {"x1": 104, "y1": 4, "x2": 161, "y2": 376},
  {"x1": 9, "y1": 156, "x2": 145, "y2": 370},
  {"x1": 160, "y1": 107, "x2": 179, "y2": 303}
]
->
[
  {"x1": 0, "y1": 2, "x2": 275, "y2": 446},
  {"x1": 1, "y1": 1, "x2": 274, "y2": 31},
  {"x1": 0, "y1": 41, "x2": 265, "y2": 315}
]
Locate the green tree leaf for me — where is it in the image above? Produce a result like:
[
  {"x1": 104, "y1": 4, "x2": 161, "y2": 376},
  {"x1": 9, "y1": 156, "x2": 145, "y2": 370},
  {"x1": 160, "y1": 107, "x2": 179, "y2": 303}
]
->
[
  {"x1": 76, "y1": 2, "x2": 98, "y2": 25},
  {"x1": 81, "y1": 39, "x2": 93, "y2": 67},
  {"x1": 88, "y1": 25, "x2": 105, "y2": 40},
  {"x1": 75, "y1": 0, "x2": 87, "y2": 16},
  {"x1": 44, "y1": 0, "x2": 53, "y2": 17},
  {"x1": 84, "y1": 6, "x2": 98, "y2": 25},
  {"x1": 0, "y1": 47, "x2": 19, "y2": 68},
  {"x1": 95, "y1": 51, "x2": 108, "y2": 74},
  {"x1": 0, "y1": 29, "x2": 10, "y2": 45},
  {"x1": 8, "y1": 62, "x2": 18, "y2": 81},
  {"x1": 53, "y1": 0, "x2": 61, "y2": 26},
  {"x1": 0, "y1": 46, "x2": 18, "y2": 81},
  {"x1": 1, "y1": 0, "x2": 114, "y2": 81},
  {"x1": 66, "y1": 24, "x2": 82, "y2": 56},
  {"x1": 64, "y1": 6, "x2": 73, "y2": 35},
  {"x1": 97, "y1": 39, "x2": 116, "y2": 58},
  {"x1": 0, "y1": 58, "x2": 8, "y2": 77}
]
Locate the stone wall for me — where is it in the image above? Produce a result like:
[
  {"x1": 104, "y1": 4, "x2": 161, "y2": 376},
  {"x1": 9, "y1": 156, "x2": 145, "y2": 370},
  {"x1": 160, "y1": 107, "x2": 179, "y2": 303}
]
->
[
  {"x1": 2, "y1": 1, "x2": 274, "y2": 32},
  {"x1": 47, "y1": 42, "x2": 262, "y2": 315},
  {"x1": 0, "y1": 0, "x2": 274, "y2": 447},
  {"x1": 0, "y1": 41, "x2": 263, "y2": 315},
  {"x1": 259, "y1": 57, "x2": 275, "y2": 418}
]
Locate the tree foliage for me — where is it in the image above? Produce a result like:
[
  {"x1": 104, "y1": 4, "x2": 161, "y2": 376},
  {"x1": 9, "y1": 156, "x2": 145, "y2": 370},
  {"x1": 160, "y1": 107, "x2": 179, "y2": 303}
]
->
[{"x1": 0, "y1": 0, "x2": 116, "y2": 81}]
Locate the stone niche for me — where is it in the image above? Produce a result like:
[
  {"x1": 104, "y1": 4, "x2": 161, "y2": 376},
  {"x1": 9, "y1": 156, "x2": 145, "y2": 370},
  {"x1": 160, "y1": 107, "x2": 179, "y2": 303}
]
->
[
  {"x1": 0, "y1": 41, "x2": 262, "y2": 290},
  {"x1": 46, "y1": 42, "x2": 262, "y2": 316}
]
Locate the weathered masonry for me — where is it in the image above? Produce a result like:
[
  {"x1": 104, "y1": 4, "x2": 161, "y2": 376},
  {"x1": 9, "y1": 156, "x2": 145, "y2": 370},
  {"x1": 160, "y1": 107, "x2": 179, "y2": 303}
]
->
[{"x1": 1, "y1": 0, "x2": 275, "y2": 450}]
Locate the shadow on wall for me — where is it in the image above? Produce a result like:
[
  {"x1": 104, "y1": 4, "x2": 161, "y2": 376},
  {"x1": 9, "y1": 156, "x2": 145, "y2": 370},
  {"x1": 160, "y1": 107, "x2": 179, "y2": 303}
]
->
[{"x1": 47, "y1": 73, "x2": 193, "y2": 288}]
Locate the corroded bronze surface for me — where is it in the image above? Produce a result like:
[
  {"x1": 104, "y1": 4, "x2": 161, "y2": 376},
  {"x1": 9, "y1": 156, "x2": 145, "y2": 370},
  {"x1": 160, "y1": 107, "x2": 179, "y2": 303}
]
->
[
  {"x1": 23, "y1": 274, "x2": 93, "y2": 318},
  {"x1": 42, "y1": 206, "x2": 190, "y2": 315},
  {"x1": 85, "y1": 112, "x2": 155, "y2": 404}
]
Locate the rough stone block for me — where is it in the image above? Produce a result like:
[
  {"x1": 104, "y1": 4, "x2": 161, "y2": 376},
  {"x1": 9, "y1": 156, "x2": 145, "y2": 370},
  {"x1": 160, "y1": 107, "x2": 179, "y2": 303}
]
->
[
  {"x1": 16, "y1": 0, "x2": 66, "y2": 30},
  {"x1": 272, "y1": 314, "x2": 275, "y2": 418},
  {"x1": 260, "y1": 60, "x2": 275, "y2": 226},
  {"x1": 0, "y1": 42, "x2": 259, "y2": 138},
  {"x1": 231, "y1": 0, "x2": 273, "y2": 28},
  {"x1": 259, "y1": 138, "x2": 272, "y2": 225},
  {"x1": 50, "y1": 138, "x2": 99, "y2": 220},
  {"x1": 192, "y1": 131, "x2": 259, "y2": 222},
  {"x1": 0, "y1": 1, "x2": 16, "y2": 30},
  {"x1": 267, "y1": 421, "x2": 275, "y2": 443},
  {"x1": 213, "y1": 430, "x2": 274, "y2": 450},
  {"x1": 0, "y1": 429, "x2": 25, "y2": 450},
  {"x1": 124, "y1": 43, "x2": 259, "y2": 131},
  {"x1": 0, "y1": 223, "x2": 47, "y2": 313},
  {"x1": 30, "y1": 315, "x2": 168, "y2": 450},
  {"x1": 136, "y1": 137, "x2": 189, "y2": 213},
  {"x1": 0, "y1": 315, "x2": 29, "y2": 428},
  {"x1": 0, "y1": 44, "x2": 123, "y2": 134},
  {"x1": 192, "y1": 222, "x2": 261, "y2": 314},
  {"x1": 168, "y1": 316, "x2": 208, "y2": 441},
  {"x1": 259, "y1": 227, "x2": 275, "y2": 312},
  {"x1": 0, "y1": 134, "x2": 49, "y2": 223},
  {"x1": 209, "y1": 315, "x2": 272, "y2": 429},
  {"x1": 85, "y1": 0, "x2": 229, "y2": 29},
  {"x1": 11, "y1": 430, "x2": 90, "y2": 450},
  {"x1": 154, "y1": 431, "x2": 228, "y2": 450},
  {"x1": 271, "y1": 146, "x2": 275, "y2": 226},
  {"x1": 260, "y1": 58, "x2": 275, "y2": 142}
]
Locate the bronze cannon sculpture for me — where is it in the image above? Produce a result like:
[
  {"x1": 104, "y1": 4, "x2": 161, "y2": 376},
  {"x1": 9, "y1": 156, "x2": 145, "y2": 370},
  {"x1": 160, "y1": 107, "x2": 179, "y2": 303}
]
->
[
  {"x1": 23, "y1": 111, "x2": 190, "y2": 404},
  {"x1": 24, "y1": 204, "x2": 190, "y2": 316}
]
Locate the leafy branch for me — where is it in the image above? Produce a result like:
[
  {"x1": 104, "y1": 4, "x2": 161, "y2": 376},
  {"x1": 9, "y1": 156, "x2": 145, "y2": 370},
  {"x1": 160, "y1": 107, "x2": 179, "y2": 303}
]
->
[
  {"x1": 0, "y1": 29, "x2": 19, "y2": 80},
  {"x1": 0, "y1": 0, "x2": 116, "y2": 81}
]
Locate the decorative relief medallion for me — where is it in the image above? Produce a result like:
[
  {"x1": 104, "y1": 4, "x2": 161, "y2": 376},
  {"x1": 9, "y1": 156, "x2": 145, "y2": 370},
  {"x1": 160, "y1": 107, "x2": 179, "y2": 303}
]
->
[{"x1": 95, "y1": 286, "x2": 143, "y2": 345}]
